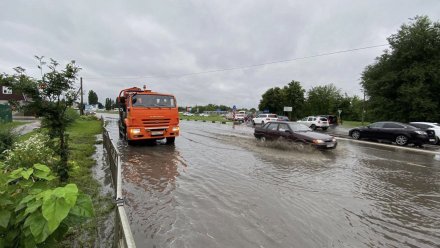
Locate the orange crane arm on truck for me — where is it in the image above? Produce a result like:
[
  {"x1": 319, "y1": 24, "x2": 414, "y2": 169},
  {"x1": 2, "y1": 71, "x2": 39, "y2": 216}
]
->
[{"x1": 117, "y1": 86, "x2": 179, "y2": 145}]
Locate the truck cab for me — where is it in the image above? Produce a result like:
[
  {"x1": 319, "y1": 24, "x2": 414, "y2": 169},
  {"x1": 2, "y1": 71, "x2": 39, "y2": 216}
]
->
[{"x1": 117, "y1": 87, "x2": 179, "y2": 144}]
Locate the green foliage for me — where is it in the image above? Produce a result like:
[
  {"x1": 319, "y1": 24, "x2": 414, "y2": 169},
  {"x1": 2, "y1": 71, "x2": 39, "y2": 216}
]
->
[
  {"x1": 0, "y1": 164, "x2": 94, "y2": 247},
  {"x1": 0, "y1": 127, "x2": 17, "y2": 159},
  {"x1": 2, "y1": 57, "x2": 82, "y2": 181},
  {"x1": 362, "y1": 16, "x2": 440, "y2": 122},
  {"x1": 258, "y1": 80, "x2": 306, "y2": 119},
  {"x1": 104, "y1": 98, "x2": 114, "y2": 110},
  {"x1": 305, "y1": 84, "x2": 342, "y2": 115},
  {"x1": 3, "y1": 133, "x2": 56, "y2": 169},
  {"x1": 87, "y1": 90, "x2": 98, "y2": 105}
]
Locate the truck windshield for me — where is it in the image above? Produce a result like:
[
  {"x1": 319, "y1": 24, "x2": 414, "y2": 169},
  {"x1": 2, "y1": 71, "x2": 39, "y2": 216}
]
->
[{"x1": 132, "y1": 95, "x2": 176, "y2": 108}]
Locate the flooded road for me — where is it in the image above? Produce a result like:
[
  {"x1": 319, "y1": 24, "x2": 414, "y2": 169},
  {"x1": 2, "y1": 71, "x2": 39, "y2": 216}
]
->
[{"x1": 103, "y1": 115, "x2": 440, "y2": 248}]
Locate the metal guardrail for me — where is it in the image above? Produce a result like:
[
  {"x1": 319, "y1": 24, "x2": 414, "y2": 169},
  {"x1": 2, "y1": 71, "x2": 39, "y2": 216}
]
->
[{"x1": 103, "y1": 127, "x2": 136, "y2": 248}]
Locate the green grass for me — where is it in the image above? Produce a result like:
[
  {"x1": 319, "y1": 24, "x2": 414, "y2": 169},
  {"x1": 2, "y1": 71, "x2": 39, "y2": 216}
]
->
[
  {"x1": 179, "y1": 114, "x2": 230, "y2": 122},
  {"x1": 340, "y1": 120, "x2": 370, "y2": 128},
  {"x1": 58, "y1": 119, "x2": 113, "y2": 247},
  {"x1": 0, "y1": 121, "x2": 26, "y2": 130}
]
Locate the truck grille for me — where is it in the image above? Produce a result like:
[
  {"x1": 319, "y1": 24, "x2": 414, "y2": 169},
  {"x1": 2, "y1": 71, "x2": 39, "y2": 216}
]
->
[{"x1": 141, "y1": 118, "x2": 170, "y2": 127}]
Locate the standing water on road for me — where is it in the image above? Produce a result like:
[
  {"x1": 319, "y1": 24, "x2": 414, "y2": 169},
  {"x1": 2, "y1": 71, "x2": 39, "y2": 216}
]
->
[{"x1": 102, "y1": 114, "x2": 440, "y2": 248}]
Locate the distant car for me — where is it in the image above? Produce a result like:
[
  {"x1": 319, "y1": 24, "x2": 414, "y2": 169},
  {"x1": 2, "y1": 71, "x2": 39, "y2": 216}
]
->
[
  {"x1": 297, "y1": 116, "x2": 330, "y2": 130},
  {"x1": 199, "y1": 113, "x2": 210, "y2": 117},
  {"x1": 183, "y1": 112, "x2": 194, "y2": 116},
  {"x1": 319, "y1": 115, "x2": 338, "y2": 125},
  {"x1": 234, "y1": 113, "x2": 246, "y2": 122},
  {"x1": 277, "y1": 116, "x2": 289, "y2": 121},
  {"x1": 409, "y1": 122, "x2": 440, "y2": 144},
  {"x1": 252, "y1": 114, "x2": 278, "y2": 125},
  {"x1": 254, "y1": 121, "x2": 337, "y2": 149},
  {"x1": 349, "y1": 121, "x2": 433, "y2": 146}
]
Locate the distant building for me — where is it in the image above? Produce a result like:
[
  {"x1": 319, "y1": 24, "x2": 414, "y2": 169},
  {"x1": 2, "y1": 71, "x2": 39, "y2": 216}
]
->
[{"x1": 0, "y1": 84, "x2": 26, "y2": 105}]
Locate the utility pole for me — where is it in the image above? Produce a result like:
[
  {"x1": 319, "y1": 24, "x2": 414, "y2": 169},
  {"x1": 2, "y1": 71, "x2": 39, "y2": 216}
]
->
[{"x1": 80, "y1": 77, "x2": 84, "y2": 115}]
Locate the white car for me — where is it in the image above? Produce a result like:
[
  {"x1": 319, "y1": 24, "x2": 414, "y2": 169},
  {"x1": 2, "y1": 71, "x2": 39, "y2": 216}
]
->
[
  {"x1": 199, "y1": 113, "x2": 209, "y2": 117},
  {"x1": 183, "y1": 112, "x2": 194, "y2": 116},
  {"x1": 297, "y1": 116, "x2": 330, "y2": 130},
  {"x1": 252, "y1": 114, "x2": 278, "y2": 125},
  {"x1": 409, "y1": 122, "x2": 440, "y2": 144}
]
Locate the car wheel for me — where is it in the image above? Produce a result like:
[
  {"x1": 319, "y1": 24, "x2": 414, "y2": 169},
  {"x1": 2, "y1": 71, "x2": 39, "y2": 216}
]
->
[
  {"x1": 310, "y1": 124, "x2": 316, "y2": 130},
  {"x1": 395, "y1": 135, "x2": 408, "y2": 146},
  {"x1": 322, "y1": 127, "x2": 328, "y2": 131},
  {"x1": 351, "y1": 130, "x2": 361, "y2": 140}
]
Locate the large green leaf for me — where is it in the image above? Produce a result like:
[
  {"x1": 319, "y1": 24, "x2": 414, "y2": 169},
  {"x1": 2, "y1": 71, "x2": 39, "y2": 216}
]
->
[
  {"x1": 26, "y1": 212, "x2": 51, "y2": 244},
  {"x1": 0, "y1": 210, "x2": 11, "y2": 228},
  {"x1": 69, "y1": 194, "x2": 94, "y2": 218},
  {"x1": 42, "y1": 196, "x2": 71, "y2": 233},
  {"x1": 25, "y1": 200, "x2": 42, "y2": 216},
  {"x1": 33, "y1": 163, "x2": 50, "y2": 172},
  {"x1": 52, "y1": 184, "x2": 78, "y2": 208},
  {"x1": 21, "y1": 168, "x2": 34, "y2": 180}
]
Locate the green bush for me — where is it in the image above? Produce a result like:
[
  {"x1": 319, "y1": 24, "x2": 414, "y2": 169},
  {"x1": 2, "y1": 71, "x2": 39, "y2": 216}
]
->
[
  {"x1": 0, "y1": 127, "x2": 17, "y2": 159},
  {"x1": 0, "y1": 163, "x2": 94, "y2": 247},
  {"x1": 4, "y1": 133, "x2": 56, "y2": 169},
  {"x1": 78, "y1": 115, "x2": 99, "y2": 121},
  {"x1": 64, "y1": 108, "x2": 80, "y2": 123}
]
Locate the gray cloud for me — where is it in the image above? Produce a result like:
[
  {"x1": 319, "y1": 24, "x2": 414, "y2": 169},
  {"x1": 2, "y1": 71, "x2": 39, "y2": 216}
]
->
[{"x1": 1, "y1": 0, "x2": 439, "y2": 108}]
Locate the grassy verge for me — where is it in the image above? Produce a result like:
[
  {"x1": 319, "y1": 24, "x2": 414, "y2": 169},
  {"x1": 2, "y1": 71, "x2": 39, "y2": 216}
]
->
[
  {"x1": 340, "y1": 120, "x2": 370, "y2": 128},
  {"x1": 0, "y1": 121, "x2": 26, "y2": 130},
  {"x1": 58, "y1": 119, "x2": 113, "y2": 247},
  {"x1": 179, "y1": 114, "x2": 230, "y2": 122}
]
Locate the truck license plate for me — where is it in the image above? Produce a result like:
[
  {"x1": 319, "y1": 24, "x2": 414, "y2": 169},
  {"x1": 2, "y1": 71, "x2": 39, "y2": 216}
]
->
[{"x1": 151, "y1": 131, "x2": 163, "y2": 136}]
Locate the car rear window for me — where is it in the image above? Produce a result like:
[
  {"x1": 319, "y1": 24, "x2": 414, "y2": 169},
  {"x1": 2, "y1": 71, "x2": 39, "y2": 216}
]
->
[{"x1": 319, "y1": 117, "x2": 328, "y2": 121}]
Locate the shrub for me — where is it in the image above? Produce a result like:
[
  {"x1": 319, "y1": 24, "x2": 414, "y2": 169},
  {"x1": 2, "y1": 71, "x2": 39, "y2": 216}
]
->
[
  {"x1": 0, "y1": 127, "x2": 16, "y2": 159},
  {"x1": 64, "y1": 108, "x2": 80, "y2": 123},
  {"x1": 4, "y1": 133, "x2": 56, "y2": 169},
  {"x1": 0, "y1": 163, "x2": 94, "y2": 247},
  {"x1": 79, "y1": 115, "x2": 99, "y2": 121}
]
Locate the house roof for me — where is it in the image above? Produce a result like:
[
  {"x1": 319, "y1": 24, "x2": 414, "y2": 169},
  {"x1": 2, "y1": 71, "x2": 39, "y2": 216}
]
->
[{"x1": 0, "y1": 84, "x2": 25, "y2": 101}]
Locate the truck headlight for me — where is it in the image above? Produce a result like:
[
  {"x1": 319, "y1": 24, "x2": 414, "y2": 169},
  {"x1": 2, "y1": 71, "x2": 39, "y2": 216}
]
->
[
  {"x1": 130, "y1": 128, "x2": 141, "y2": 135},
  {"x1": 172, "y1": 126, "x2": 180, "y2": 132}
]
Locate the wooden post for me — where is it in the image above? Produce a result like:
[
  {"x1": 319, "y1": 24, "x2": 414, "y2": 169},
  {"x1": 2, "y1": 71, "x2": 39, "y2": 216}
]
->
[{"x1": 80, "y1": 77, "x2": 84, "y2": 115}]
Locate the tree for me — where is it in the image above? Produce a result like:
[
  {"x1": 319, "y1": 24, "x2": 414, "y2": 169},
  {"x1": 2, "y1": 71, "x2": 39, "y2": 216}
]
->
[
  {"x1": 105, "y1": 97, "x2": 113, "y2": 110},
  {"x1": 258, "y1": 87, "x2": 284, "y2": 114},
  {"x1": 3, "y1": 57, "x2": 81, "y2": 181},
  {"x1": 362, "y1": 16, "x2": 440, "y2": 122},
  {"x1": 281, "y1": 80, "x2": 305, "y2": 120},
  {"x1": 305, "y1": 84, "x2": 342, "y2": 115},
  {"x1": 88, "y1": 90, "x2": 98, "y2": 105}
]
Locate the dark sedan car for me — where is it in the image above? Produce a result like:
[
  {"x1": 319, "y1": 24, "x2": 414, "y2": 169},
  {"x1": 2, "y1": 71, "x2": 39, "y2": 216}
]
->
[
  {"x1": 254, "y1": 121, "x2": 337, "y2": 149},
  {"x1": 348, "y1": 121, "x2": 432, "y2": 146}
]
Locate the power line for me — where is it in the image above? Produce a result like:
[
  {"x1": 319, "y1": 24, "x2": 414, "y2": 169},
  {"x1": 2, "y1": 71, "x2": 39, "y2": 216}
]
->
[{"x1": 83, "y1": 44, "x2": 388, "y2": 80}]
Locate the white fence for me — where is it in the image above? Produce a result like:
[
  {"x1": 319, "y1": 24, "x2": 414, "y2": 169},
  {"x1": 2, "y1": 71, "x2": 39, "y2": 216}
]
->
[{"x1": 103, "y1": 127, "x2": 136, "y2": 248}]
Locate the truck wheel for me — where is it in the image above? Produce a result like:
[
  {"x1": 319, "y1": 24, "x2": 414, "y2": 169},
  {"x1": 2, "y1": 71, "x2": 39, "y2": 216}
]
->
[
  {"x1": 310, "y1": 124, "x2": 316, "y2": 130},
  {"x1": 166, "y1": 137, "x2": 175, "y2": 145}
]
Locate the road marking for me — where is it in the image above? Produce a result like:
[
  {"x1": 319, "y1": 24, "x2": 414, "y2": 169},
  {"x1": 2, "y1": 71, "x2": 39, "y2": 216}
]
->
[{"x1": 336, "y1": 137, "x2": 440, "y2": 155}]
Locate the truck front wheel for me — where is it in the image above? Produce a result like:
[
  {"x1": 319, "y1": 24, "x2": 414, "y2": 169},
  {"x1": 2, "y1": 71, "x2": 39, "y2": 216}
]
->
[{"x1": 166, "y1": 137, "x2": 175, "y2": 145}]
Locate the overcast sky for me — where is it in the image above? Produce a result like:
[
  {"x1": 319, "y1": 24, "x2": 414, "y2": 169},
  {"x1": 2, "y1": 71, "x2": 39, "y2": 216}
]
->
[{"x1": 1, "y1": 1, "x2": 439, "y2": 108}]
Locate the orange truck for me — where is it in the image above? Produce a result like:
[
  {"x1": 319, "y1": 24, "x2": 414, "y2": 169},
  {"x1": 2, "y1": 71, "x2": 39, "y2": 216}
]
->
[{"x1": 117, "y1": 86, "x2": 179, "y2": 144}]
